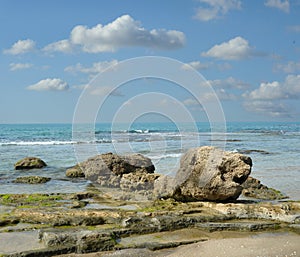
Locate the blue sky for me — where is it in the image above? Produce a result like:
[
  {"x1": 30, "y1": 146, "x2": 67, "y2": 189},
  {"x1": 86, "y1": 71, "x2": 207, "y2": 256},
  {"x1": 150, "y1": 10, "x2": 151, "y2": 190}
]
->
[{"x1": 1, "y1": 0, "x2": 300, "y2": 123}]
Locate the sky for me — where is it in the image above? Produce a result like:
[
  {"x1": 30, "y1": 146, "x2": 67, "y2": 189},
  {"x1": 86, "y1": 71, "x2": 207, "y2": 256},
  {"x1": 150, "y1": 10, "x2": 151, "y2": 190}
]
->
[{"x1": 1, "y1": 0, "x2": 300, "y2": 124}]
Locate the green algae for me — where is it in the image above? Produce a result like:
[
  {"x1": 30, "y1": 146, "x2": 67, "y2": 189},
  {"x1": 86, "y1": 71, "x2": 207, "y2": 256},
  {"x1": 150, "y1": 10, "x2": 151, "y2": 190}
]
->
[{"x1": 0, "y1": 193, "x2": 64, "y2": 207}]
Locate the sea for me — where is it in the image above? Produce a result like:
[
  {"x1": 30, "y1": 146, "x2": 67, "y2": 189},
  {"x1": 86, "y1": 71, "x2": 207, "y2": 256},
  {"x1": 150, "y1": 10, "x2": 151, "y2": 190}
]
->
[{"x1": 0, "y1": 122, "x2": 299, "y2": 200}]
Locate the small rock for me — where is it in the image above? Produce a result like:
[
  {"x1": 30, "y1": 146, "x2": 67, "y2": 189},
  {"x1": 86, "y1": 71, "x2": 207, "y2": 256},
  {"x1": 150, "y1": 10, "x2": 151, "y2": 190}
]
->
[
  {"x1": 66, "y1": 164, "x2": 84, "y2": 178},
  {"x1": 14, "y1": 157, "x2": 47, "y2": 170},
  {"x1": 13, "y1": 176, "x2": 51, "y2": 184}
]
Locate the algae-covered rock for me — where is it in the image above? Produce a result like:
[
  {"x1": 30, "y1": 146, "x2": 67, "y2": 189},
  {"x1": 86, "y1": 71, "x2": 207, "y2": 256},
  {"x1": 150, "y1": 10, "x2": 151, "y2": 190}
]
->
[
  {"x1": 13, "y1": 176, "x2": 51, "y2": 184},
  {"x1": 242, "y1": 176, "x2": 287, "y2": 200},
  {"x1": 14, "y1": 157, "x2": 47, "y2": 170}
]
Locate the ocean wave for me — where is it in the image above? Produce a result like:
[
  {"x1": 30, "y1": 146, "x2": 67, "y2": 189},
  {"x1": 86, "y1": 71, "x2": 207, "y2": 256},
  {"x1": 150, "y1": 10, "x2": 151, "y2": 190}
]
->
[
  {"x1": 0, "y1": 139, "x2": 113, "y2": 146},
  {"x1": 95, "y1": 129, "x2": 179, "y2": 135},
  {"x1": 148, "y1": 153, "x2": 182, "y2": 160}
]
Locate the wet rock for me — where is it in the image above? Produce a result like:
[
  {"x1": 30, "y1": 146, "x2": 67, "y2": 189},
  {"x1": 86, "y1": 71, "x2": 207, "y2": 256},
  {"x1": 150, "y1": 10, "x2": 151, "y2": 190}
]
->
[
  {"x1": 14, "y1": 157, "x2": 47, "y2": 170},
  {"x1": 242, "y1": 176, "x2": 287, "y2": 200},
  {"x1": 13, "y1": 176, "x2": 51, "y2": 184},
  {"x1": 66, "y1": 164, "x2": 84, "y2": 178},
  {"x1": 171, "y1": 146, "x2": 252, "y2": 202}
]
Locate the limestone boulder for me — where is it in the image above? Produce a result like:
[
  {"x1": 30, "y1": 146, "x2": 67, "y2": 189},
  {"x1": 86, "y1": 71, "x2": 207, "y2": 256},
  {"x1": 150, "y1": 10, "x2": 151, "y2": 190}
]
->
[
  {"x1": 14, "y1": 157, "x2": 47, "y2": 170},
  {"x1": 171, "y1": 146, "x2": 252, "y2": 202},
  {"x1": 78, "y1": 152, "x2": 155, "y2": 187}
]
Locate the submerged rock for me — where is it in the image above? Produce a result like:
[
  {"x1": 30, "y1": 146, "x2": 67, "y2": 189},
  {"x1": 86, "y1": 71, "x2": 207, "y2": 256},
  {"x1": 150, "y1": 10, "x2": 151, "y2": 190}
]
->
[
  {"x1": 169, "y1": 146, "x2": 252, "y2": 202},
  {"x1": 14, "y1": 157, "x2": 47, "y2": 170},
  {"x1": 13, "y1": 176, "x2": 51, "y2": 184}
]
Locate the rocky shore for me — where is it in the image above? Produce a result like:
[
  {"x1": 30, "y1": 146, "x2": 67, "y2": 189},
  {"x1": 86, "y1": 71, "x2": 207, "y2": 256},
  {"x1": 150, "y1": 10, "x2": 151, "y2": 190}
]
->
[{"x1": 0, "y1": 147, "x2": 298, "y2": 256}]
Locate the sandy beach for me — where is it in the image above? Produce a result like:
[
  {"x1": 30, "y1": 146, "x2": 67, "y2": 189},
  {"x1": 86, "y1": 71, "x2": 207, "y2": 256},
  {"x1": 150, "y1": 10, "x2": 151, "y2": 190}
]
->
[{"x1": 55, "y1": 232, "x2": 300, "y2": 257}]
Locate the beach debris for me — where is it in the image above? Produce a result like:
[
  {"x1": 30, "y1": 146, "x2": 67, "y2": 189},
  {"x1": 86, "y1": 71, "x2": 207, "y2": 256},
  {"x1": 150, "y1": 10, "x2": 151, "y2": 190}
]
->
[{"x1": 14, "y1": 157, "x2": 47, "y2": 170}]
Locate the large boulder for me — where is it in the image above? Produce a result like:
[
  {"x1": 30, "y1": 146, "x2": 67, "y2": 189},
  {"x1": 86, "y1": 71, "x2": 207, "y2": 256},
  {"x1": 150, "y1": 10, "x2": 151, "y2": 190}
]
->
[
  {"x1": 170, "y1": 146, "x2": 252, "y2": 202},
  {"x1": 14, "y1": 157, "x2": 47, "y2": 170},
  {"x1": 76, "y1": 153, "x2": 156, "y2": 188}
]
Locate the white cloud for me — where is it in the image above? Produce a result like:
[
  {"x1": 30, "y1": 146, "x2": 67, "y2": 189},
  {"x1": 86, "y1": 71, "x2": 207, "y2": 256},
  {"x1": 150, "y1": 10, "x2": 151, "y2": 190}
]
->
[
  {"x1": 244, "y1": 75, "x2": 300, "y2": 100},
  {"x1": 27, "y1": 78, "x2": 69, "y2": 91},
  {"x1": 287, "y1": 25, "x2": 300, "y2": 33},
  {"x1": 88, "y1": 86, "x2": 123, "y2": 97},
  {"x1": 202, "y1": 37, "x2": 254, "y2": 60},
  {"x1": 274, "y1": 61, "x2": 300, "y2": 73},
  {"x1": 209, "y1": 77, "x2": 249, "y2": 89},
  {"x1": 43, "y1": 39, "x2": 73, "y2": 53},
  {"x1": 9, "y1": 63, "x2": 33, "y2": 71},
  {"x1": 244, "y1": 100, "x2": 290, "y2": 117},
  {"x1": 194, "y1": 0, "x2": 241, "y2": 21},
  {"x1": 65, "y1": 60, "x2": 119, "y2": 74},
  {"x1": 48, "y1": 15, "x2": 184, "y2": 54},
  {"x1": 3, "y1": 39, "x2": 36, "y2": 55},
  {"x1": 183, "y1": 98, "x2": 200, "y2": 106},
  {"x1": 265, "y1": 0, "x2": 289, "y2": 13},
  {"x1": 181, "y1": 61, "x2": 210, "y2": 71},
  {"x1": 201, "y1": 89, "x2": 237, "y2": 101}
]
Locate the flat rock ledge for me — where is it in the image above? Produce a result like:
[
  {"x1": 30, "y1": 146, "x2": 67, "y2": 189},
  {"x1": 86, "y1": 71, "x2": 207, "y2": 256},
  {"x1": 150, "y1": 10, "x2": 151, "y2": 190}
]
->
[{"x1": 0, "y1": 192, "x2": 299, "y2": 256}]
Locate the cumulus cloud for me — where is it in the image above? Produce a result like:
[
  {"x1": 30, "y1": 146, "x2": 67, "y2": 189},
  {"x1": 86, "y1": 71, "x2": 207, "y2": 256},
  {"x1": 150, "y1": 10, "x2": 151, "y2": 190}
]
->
[
  {"x1": 3, "y1": 39, "x2": 36, "y2": 55},
  {"x1": 244, "y1": 75, "x2": 300, "y2": 100},
  {"x1": 9, "y1": 63, "x2": 33, "y2": 71},
  {"x1": 46, "y1": 15, "x2": 185, "y2": 53},
  {"x1": 65, "y1": 60, "x2": 119, "y2": 74},
  {"x1": 264, "y1": 0, "x2": 289, "y2": 13},
  {"x1": 209, "y1": 77, "x2": 250, "y2": 89},
  {"x1": 43, "y1": 39, "x2": 73, "y2": 53},
  {"x1": 27, "y1": 78, "x2": 69, "y2": 91},
  {"x1": 201, "y1": 89, "x2": 237, "y2": 101},
  {"x1": 274, "y1": 61, "x2": 300, "y2": 73},
  {"x1": 194, "y1": 0, "x2": 241, "y2": 21},
  {"x1": 181, "y1": 61, "x2": 210, "y2": 71},
  {"x1": 202, "y1": 37, "x2": 256, "y2": 60},
  {"x1": 243, "y1": 100, "x2": 290, "y2": 117}
]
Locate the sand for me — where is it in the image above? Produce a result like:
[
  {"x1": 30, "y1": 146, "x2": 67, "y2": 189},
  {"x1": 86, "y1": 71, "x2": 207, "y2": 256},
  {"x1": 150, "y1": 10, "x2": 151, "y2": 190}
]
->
[{"x1": 56, "y1": 232, "x2": 300, "y2": 257}]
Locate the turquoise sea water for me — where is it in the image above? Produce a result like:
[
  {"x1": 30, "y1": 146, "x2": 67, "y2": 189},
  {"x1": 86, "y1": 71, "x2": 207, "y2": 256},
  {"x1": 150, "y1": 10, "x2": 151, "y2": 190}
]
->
[{"x1": 0, "y1": 122, "x2": 299, "y2": 200}]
